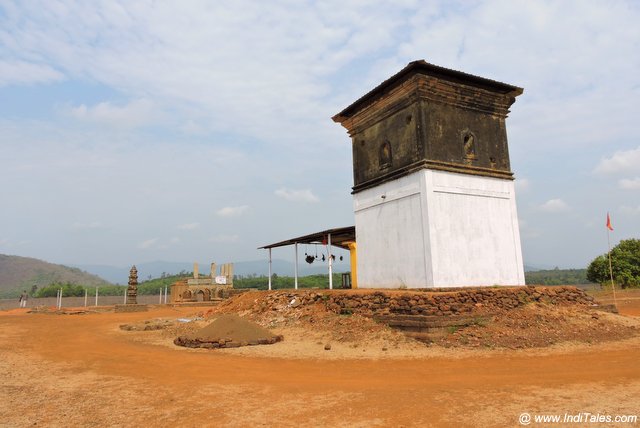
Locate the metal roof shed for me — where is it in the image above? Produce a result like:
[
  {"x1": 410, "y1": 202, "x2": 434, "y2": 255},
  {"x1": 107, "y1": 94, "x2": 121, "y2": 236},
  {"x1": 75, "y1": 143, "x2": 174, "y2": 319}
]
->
[{"x1": 258, "y1": 226, "x2": 356, "y2": 290}]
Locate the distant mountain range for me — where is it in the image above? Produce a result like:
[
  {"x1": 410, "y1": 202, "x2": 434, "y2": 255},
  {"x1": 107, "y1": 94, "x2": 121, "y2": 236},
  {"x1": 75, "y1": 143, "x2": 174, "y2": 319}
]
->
[
  {"x1": 75, "y1": 259, "x2": 352, "y2": 284},
  {"x1": 524, "y1": 264, "x2": 557, "y2": 272},
  {"x1": 0, "y1": 254, "x2": 111, "y2": 298},
  {"x1": 0, "y1": 252, "x2": 555, "y2": 298}
]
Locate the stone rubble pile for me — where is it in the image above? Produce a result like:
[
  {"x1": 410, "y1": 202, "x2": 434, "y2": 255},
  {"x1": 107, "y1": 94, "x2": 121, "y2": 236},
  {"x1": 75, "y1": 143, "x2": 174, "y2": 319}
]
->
[{"x1": 250, "y1": 286, "x2": 595, "y2": 318}]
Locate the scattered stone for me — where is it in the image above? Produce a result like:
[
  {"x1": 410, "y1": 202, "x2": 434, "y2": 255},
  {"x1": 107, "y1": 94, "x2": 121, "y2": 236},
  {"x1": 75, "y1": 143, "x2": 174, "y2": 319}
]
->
[
  {"x1": 119, "y1": 319, "x2": 173, "y2": 331},
  {"x1": 289, "y1": 298, "x2": 301, "y2": 308},
  {"x1": 324, "y1": 343, "x2": 331, "y2": 350}
]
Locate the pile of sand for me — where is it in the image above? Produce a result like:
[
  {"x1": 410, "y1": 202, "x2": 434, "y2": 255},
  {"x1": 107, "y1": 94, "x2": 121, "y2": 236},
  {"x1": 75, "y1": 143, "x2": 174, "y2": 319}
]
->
[{"x1": 174, "y1": 314, "x2": 283, "y2": 349}]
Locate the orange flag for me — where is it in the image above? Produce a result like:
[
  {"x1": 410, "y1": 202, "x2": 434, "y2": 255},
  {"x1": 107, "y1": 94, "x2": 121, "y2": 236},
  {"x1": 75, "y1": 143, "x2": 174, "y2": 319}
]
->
[{"x1": 606, "y1": 213, "x2": 614, "y2": 231}]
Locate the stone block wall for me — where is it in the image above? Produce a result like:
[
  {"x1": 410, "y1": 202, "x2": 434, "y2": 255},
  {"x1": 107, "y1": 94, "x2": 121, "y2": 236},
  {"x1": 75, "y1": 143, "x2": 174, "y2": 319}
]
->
[{"x1": 257, "y1": 286, "x2": 595, "y2": 318}]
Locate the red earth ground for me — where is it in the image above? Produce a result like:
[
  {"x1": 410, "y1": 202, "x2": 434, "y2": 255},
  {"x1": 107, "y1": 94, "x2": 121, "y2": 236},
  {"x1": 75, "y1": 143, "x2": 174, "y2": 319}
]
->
[{"x1": 1, "y1": 289, "x2": 639, "y2": 427}]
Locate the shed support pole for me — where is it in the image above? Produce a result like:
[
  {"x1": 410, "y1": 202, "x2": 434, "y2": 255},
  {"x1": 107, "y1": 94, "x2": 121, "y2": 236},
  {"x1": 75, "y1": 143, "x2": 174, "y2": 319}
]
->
[
  {"x1": 268, "y1": 248, "x2": 272, "y2": 291},
  {"x1": 328, "y1": 233, "x2": 333, "y2": 290},
  {"x1": 294, "y1": 242, "x2": 299, "y2": 290},
  {"x1": 347, "y1": 242, "x2": 358, "y2": 289}
]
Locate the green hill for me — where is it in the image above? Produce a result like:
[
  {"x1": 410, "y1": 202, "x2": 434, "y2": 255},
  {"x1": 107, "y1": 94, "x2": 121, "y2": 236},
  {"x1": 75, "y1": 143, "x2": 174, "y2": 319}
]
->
[{"x1": 0, "y1": 254, "x2": 112, "y2": 298}]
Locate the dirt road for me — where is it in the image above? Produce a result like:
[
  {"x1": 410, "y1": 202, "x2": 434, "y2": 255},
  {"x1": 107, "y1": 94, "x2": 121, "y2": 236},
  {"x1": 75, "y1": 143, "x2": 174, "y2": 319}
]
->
[{"x1": 1, "y1": 302, "x2": 639, "y2": 427}]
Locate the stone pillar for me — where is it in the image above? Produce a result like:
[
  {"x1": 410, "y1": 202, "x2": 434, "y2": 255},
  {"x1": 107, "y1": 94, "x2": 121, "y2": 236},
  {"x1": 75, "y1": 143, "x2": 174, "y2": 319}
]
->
[
  {"x1": 220, "y1": 264, "x2": 227, "y2": 279},
  {"x1": 127, "y1": 265, "x2": 138, "y2": 305},
  {"x1": 193, "y1": 262, "x2": 199, "y2": 279},
  {"x1": 227, "y1": 263, "x2": 234, "y2": 285},
  {"x1": 210, "y1": 263, "x2": 217, "y2": 278}
]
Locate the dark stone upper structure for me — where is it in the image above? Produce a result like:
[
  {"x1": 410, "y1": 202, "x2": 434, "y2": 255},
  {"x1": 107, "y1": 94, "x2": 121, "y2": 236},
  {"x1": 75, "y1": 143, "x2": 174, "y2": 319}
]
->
[{"x1": 332, "y1": 60, "x2": 523, "y2": 193}]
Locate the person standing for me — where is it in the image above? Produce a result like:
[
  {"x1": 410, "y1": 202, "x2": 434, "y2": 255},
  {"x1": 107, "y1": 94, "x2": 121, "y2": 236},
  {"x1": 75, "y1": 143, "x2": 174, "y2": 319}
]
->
[{"x1": 19, "y1": 290, "x2": 28, "y2": 308}]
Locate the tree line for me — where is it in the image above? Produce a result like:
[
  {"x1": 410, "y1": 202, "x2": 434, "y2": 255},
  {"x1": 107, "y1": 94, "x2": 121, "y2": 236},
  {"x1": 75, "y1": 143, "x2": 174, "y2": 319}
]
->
[
  {"x1": 234, "y1": 273, "x2": 347, "y2": 290},
  {"x1": 524, "y1": 268, "x2": 591, "y2": 286},
  {"x1": 16, "y1": 239, "x2": 640, "y2": 298},
  {"x1": 32, "y1": 274, "x2": 185, "y2": 298}
]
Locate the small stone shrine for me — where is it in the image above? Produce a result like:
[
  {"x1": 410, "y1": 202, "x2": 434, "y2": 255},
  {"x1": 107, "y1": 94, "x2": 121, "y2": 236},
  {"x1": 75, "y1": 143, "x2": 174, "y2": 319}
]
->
[
  {"x1": 332, "y1": 60, "x2": 526, "y2": 288},
  {"x1": 127, "y1": 265, "x2": 138, "y2": 305},
  {"x1": 170, "y1": 261, "x2": 234, "y2": 303},
  {"x1": 115, "y1": 264, "x2": 148, "y2": 312}
]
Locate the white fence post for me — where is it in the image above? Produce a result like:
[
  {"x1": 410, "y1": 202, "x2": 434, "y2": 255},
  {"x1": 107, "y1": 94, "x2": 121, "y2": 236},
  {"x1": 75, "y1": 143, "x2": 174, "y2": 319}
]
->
[{"x1": 268, "y1": 248, "x2": 272, "y2": 291}]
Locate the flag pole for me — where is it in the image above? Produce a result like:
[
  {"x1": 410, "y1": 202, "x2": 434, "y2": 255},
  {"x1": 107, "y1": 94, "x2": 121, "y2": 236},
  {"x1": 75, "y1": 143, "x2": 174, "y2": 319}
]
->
[{"x1": 606, "y1": 213, "x2": 617, "y2": 307}]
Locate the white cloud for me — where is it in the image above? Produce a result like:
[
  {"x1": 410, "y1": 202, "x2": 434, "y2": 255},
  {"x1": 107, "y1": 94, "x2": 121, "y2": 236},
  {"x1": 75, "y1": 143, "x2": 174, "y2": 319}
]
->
[
  {"x1": 515, "y1": 178, "x2": 530, "y2": 192},
  {"x1": 595, "y1": 147, "x2": 640, "y2": 175},
  {"x1": 138, "y1": 238, "x2": 158, "y2": 249},
  {"x1": 3, "y1": 1, "x2": 638, "y2": 151},
  {"x1": 0, "y1": 1, "x2": 420, "y2": 147},
  {"x1": 71, "y1": 221, "x2": 105, "y2": 230},
  {"x1": 216, "y1": 205, "x2": 248, "y2": 217},
  {"x1": 66, "y1": 99, "x2": 157, "y2": 128},
  {"x1": 619, "y1": 177, "x2": 640, "y2": 190},
  {"x1": 620, "y1": 205, "x2": 640, "y2": 216},
  {"x1": 396, "y1": 1, "x2": 640, "y2": 155},
  {"x1": 0, "y1": 60, "x2": 64, "y2": 86},
  {"x1": 177, "y1": 222, "x2": 200, "y2": 230},
  {"x1": 518, "y1": 218, "x2": 541, "y2": 238},
  {"x1": 180, "y1": 120, "x2": 206, "y2": 136},
  {"x1": 0, "y1": 238, "x2": 31, "y2": 248},
  {"x1": 539, "y1": 198, "x2": 569, "y2": 213},
  {"x1": 2, "y1": 1, "x2": 640, "y2": 270},
  {"x1": 275, "y1": 188, "x2": 319, "y2": 203},
  {"x1": 209, "y1": 234, "x2": 239, "y2": 243}
]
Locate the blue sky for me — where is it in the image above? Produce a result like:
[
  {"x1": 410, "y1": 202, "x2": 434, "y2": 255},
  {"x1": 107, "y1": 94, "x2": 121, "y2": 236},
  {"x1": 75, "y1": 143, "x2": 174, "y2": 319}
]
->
[{"x1": 1, "y1": 0, "x2": 639, "y2": 269}]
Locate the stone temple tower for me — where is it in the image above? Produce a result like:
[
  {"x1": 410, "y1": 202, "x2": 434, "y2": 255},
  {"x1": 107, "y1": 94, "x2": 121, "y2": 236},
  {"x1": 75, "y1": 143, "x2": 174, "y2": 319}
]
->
[{"x1": 332, "y1": 60, "x2": 525, "y2": 288}]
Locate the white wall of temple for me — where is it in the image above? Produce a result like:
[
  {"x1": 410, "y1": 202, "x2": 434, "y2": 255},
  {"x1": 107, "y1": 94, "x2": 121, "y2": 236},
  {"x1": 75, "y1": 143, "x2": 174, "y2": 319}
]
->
[
  {"x1": 425, "y1": 169, "x2": 525, "y2": 287},
  {"x1": 353, "y1": 169, "x2": 525, "y2": 288},
  {"x1": 353, "y1": 171, "x2": 431, "y2": 288}
]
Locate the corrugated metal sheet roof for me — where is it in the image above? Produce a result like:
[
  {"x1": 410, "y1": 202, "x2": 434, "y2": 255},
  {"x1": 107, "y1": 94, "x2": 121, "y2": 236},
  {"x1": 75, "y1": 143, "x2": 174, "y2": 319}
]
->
[{"x1": 258, "y1": 226, "x2": 355, "y2": 250}]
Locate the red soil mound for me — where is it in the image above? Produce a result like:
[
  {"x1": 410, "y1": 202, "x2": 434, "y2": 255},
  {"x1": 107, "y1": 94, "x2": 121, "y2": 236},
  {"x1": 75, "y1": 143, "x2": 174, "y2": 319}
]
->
[{"x1": 174, "y1": 314, "x2": 282, "y2": 349}]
